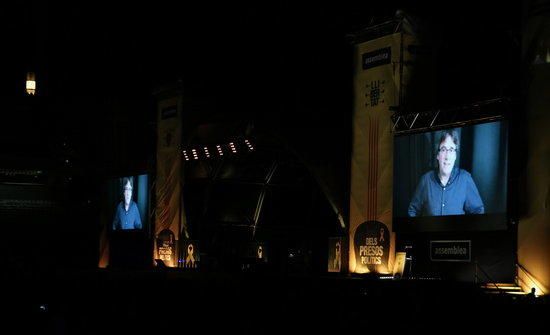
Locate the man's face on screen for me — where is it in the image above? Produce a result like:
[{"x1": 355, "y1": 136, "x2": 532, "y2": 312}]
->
[
  {"x1": 437, "y1": 135, "x2": 457, "y2": 177},
  {"x1": 123, "y1": 181, "x2": 132, "y2": 205}
]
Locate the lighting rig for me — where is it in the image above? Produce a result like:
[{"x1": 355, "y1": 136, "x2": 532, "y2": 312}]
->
[{"x1": 182, "y1": 138, "x2": 255, "y2": 161}]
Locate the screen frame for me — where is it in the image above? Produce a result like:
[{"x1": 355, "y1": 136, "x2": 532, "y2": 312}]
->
[
  {"x1": 392, "y1": 119, "x2": 511, "y2": 233},
  {"x1": 104, "y1": 173, "x2": 152, "y2": 234}
]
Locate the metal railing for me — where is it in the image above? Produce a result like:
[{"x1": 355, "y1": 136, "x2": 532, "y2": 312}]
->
[
  {"x1": 517, "y1": 263, "x2": 547, "y2": 296},
  {"x1": 474, "y1": 260, "x2": 504, "y2": 294}
]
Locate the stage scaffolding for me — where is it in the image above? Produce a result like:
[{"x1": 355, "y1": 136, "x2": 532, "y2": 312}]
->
[{"x1": 390, "y1": 97, "x2": 512, "y2": 135}]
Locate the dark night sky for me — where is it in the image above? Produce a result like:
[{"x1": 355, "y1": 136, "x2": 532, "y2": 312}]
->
[
  {"x1": 1, "y1": 2, "x2": 521, "y2": 98},
  {"x1": 0, "y1": 1, "x2": 521, "y2": 172}
]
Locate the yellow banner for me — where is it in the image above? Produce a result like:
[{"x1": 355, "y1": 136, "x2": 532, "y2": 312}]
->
[
  {"x1": 349, "y1": 33, "x2": 402, "y2": 274},
  {"x1": 155, "y1": 97, "x2": 183, "y2": 267}
]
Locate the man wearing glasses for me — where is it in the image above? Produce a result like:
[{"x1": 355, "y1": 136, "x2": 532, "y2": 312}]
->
[
  {"x1": 112, "y1": 177, "x2": 143, "y2": 230},
  {"x1": 408, "y1": 130, "x2": 484, "y2": 217}
]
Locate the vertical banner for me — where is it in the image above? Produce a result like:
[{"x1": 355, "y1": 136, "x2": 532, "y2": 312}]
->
[
  {"x1": 98, "y1": 224, "x2": 109, "y2": 268},
  {"x1": 250, "y1": 242, "x2": 268, "y2": 263},
  {"x1": 156, "y1": 229, "x2": 176, "y2": 266},
  {"x1": 181, "y1": 240, "x2": 200, "y2": 269},
  {"x1": 328, "y1": 237, "x2": 343, "y2": 273},
  {"x1": 392, "y1": 252, "x2": 407, "y2": 278},
  {"x1": 349, "y1": 33, "x2": 403, "y2": 274},
  {"x1": 155, "y1": 97, "x2": 183, "y2": 267},
  {"x1": 518, "y1": 7, "x2": 550, "y2": 295}
]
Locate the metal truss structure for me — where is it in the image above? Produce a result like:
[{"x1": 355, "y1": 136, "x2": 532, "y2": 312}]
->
[{"x1": 390, "y1": 97, "x2": 512, "y2": 135}]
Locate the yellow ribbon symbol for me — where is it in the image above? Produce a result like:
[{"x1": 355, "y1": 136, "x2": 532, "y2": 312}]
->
[{"x1": 186, "y1": 244, "x2": 195, "y2": 268}]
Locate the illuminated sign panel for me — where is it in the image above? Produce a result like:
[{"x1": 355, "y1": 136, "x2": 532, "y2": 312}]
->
[{"x1": 430, "y1": 240, "x2": 471, "y2": 262}]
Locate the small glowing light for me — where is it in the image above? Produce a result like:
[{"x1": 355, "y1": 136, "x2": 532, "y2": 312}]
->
[
  {"x1": 217, "y1": 145, "x2": 223, "y2": 156},
  {"x1": 204, "y1": 147, "x2": 210, "y2": 158},
  {"x1": 183, "y1": 150, "x2": 190, "y2": 161},
  {"x1": 245, "y1": 139, "x2": 254, "y2": 151},
  {"x1": 26, "y1": 72, "x2": 36, "y2": 95},
  {"x1": 192, "y1": 149, "x2": 198, "y2": 160},
  {"x1": 229, "y1": 142, "x2": 237, "y2": 153}
]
